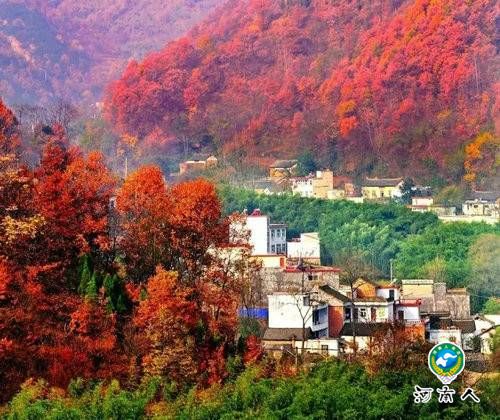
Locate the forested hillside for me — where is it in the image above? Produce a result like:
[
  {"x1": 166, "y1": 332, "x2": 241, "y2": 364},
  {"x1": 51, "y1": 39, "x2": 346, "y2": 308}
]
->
[
  {"x1": 106, "y1": 0, "x2": 498, "y2": 182},
  {"x1": 0, "y1": 0, "x2": 223, "y2": 104}
]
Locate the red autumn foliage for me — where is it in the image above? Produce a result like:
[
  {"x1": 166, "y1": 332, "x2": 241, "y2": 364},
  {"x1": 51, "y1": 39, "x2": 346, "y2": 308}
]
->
[
  {"x1": 243, "y1": 335, "x2": 264, "y2": 366},
  {"x1": 116, "y1": 165, "x2": 171, "y2": 282},
  {"x1": 106, "y1": 0, "x2": 497, "y2": 179},
  {"x1": 34, "y1": 126, "x2": 115, "y2": 278},
  {"x1": 0, "y1": 100, "x2": 21, "y2": 155},
  {"x1": 134, "y1": 268, "x2": 198, "y2": 382},
  {"x1": 0, "y1": 99, "x2": 247, "y2": 400}
]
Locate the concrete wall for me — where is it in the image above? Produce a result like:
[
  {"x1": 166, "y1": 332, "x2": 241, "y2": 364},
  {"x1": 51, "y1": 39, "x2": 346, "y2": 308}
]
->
[
  {"x1": 412, "y1": 197, "x2": 434, "y2": 206},
  {"x1": 376, "y1": 287, "x2": 400, "y2": 301},
  {"x1": 246, "y1": 215, "x2": 269, "y2": 255},
  {"x1": 287, "y1": 232, "x2": 320, "y2": 260},
  {"x1": 306, "y1": 338, "x2": 339, "y2": 357},
  {"x1": 362, "y1": 185, "x2": 401, "y2": 199},
  {"x1": 395, "y1": 305, "x2": 420, "y2": 322},
  {"x1": 341, "y1": 335, "x2": 372, "y2": 353},
  {"x1": 428, "y1": 329, "x2": 462, "y2": 345},
  {"x1": 312, "y1": 170, "x2": 334, "y2": 199},
  {"x1": 268, "y1": 294, "x2": 313, "y2": 329},
  {"x1": 291, "y1": 179, "x2": 313, "y2": 197},
  {"x1": 346, "y1": 302, "x2": 392, "y2": 322},
  {"x1": 252, "y1": 255, "x2": 286, "y2": 268}
]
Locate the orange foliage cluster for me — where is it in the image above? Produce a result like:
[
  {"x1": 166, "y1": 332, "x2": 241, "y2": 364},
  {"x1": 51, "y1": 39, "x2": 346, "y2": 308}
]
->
[
  {"x1": 463, "y1": 131, "x2": 499, "y2": 185},
  {"x1": 0, "y1": 99, "x2": 249, "y2": 401},
  {"x1": 106, "y1": 0, "x2": 497, "y2": 177}
]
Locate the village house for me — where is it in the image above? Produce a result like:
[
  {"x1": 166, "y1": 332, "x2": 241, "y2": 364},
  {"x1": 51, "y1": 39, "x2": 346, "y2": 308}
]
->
[
  {"x1": 269, "y1": 159, "x2": 298, "y2": 179},
  {"x1": 259, "y1": 265, "x2": 341, "y2": 298},
  {"x1": 286, "y1": 232, "x2": 321, "y2": 265},
  {"x1": 178, "y1": 155, "x2": 218, "y2": 174},
  {"x1": 290, "y1": 173, "x2": 314, "y2": 197},
  {"x1": 247, "y1": 178, "x2": 286, "y2": 195},
  {"x1": 409, "y1": 196, "x2": 434, "y2": 213},
  {"x1": 336, "y1": 279, "x2": 425, "y2": 352},
  {"x1": 262, "y1": 276, "x2": 427, "y2": 356},
  {"x1": 326, "y1": 176, "x2": 362, "y2": 202},
  {"x1": 401, "y1": 279, "x2": 471, "y2": 319},
  {"x1": 230, "y1": 209, "x2": 287, "y2": 255},
  {"x1": 473, "y1": 314, "x2": 500, "y2": 354},
  {"x1": 290, "y1": 170, "x2": 335, "y2": 199},
  {"x1": 400, "y1": 278, "x2": 477, "y2": 349},
  {"x1": 426, "y1": 315, "x2": 476, "y2": 350},
  {"x1": 462, "y1": 191, "x2": 499, "y2": 218},
  {"x1": 263, "y1": 292, "x2": 339, "y2": 356},
  {"x1": 361, "y1": 177, "x2": 403, "y2": 200}
]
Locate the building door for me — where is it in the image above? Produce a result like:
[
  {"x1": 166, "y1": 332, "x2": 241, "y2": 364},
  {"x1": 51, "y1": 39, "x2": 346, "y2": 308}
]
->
[
  {"x1": 371, "y1": 307, "x2": 376, "y2": 321},
  {"x1": 398, "y1": 310, "x2": 404, "y2": 321}
]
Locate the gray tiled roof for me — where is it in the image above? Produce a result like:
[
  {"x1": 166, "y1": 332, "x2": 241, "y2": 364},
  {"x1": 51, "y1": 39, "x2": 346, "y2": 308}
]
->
[
  {"x1": 451, "y1": 319, "x2": 476, "y2": 334},
  {"x1": 339, "y1": 322, "x2": 387, "y2": 337},
  {"x1": 319, "y1": 285, "x2": 350, "y2": 303},
  {"x1": 470, "y1": 191, "x2": 499, "y2": 202},
  {"x1": 363, "y1": 177, "x2": 403, "y2": 187},
  {"x1": 263, "y1": 327, "x2": 312, "y2": 340}
]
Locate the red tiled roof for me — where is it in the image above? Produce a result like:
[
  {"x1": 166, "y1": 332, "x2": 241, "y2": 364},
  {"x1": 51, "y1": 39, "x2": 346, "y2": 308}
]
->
[{"x1": 284, "y1": 266, "x2": 341, "y2": 273}]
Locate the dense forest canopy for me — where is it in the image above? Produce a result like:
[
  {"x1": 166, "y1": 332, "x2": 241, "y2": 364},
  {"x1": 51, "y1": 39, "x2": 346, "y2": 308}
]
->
[
  {"x1": 106, "y1": 0, "x2": 498, "y2": 182},
  {"x1": 4, "y1": 360, "x2": 500, "y2": 418}
]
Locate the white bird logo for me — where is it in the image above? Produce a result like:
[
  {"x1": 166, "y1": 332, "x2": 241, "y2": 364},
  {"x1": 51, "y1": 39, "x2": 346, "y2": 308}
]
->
[{"x1": 436, "y1": 352, "x2": 457, "y2": 368}]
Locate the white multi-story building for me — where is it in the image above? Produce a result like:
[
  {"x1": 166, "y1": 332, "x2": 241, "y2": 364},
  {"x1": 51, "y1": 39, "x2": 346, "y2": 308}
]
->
[
  {"x1": 230, "y1": 209, "x2": 287, "y2": 255},
  {"x1": 287, "y1": 232, "x2": 320, "y2": 264},
  {"x1": 268, "y1": 293, "x2": 328, "y2": 334}
]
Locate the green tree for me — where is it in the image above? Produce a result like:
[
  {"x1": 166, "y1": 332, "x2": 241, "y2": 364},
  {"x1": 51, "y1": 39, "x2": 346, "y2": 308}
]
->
[
  {"x1": 433, "y1": 185, "x2": 466, "y2": 207},
  {"x1": 399, "y1": 177, "x2": 415, "y2": 204},
  {"x1": 468, "y1": 234, "x2": 500, "y2": 313},
  {"x1": 483, "y1": 297, "x2": 500, "y2": 315},
  {"x1": 296, "y1": 151, "x2": 317, "y2": 176}
]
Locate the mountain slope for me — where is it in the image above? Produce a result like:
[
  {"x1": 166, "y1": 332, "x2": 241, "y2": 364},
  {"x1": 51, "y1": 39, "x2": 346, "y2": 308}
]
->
[
  {"x1": 0, "y1": 0, "x2": 223, "y2": 105},
  {"x1": 105, "y1": 0, "x2": 498, "y2": 180}
]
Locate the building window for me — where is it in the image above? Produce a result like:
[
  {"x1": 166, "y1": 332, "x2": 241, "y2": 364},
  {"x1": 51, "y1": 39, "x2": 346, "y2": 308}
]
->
[
  {"x1": 312, "y1": 310, "x2": 319, "y2": 324},
  {"x1": 359, "y1": 308, "x2": 367, "y2": 319},
  {"x1": 344, "y1": 307, "x2": 351, "y2": 320},
  {"x1": 308, "y1": 273, "x2": 319, "y2": 281},
  {"x1": 282, "y1": 229, "x2": 286, "y2": 237},
  {"x1": 389, "y1": 290, "x2": 394, "y2": 301},
  {"x1": 276, "y1": 244, "x2": 281, "y2": 254},
  {"x1": 303, "y1": 295, "x2": 310, "y2": 306},
  {"x1": 271, "y1": 245, "x2": 276, "y2": 253},
  {"x1": 271, "y1": 230, "x2": 275, "y2": 238},
  {"x1": 371, "y1": 307, "x2": 377, "y2": 321},
  {"x1": 321, "y1": 345, "x2": 328, "y2": 355}
]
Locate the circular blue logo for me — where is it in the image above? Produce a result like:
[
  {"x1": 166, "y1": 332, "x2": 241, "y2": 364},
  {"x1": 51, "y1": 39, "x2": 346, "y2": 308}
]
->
[
  {"x1": 434, "y1": 348, "x2": 459, "y2": 371},
  {"x1": 428, "y1": 342, "x2": 465, "y2": 384}
]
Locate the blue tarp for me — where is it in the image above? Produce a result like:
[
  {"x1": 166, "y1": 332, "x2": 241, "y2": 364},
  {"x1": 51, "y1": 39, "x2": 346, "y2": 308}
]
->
[{"x1": 239, "y1": 307, "x2": 268, "y2": 319}]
